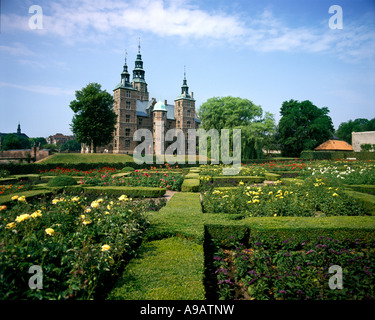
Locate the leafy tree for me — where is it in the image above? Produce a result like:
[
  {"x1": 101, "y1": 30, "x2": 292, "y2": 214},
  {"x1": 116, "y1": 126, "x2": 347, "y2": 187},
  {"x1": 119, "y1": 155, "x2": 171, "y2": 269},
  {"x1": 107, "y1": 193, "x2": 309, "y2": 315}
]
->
[
  {"x1": 70, "y1": 83, "x2": 117, "y2": 153},
  {"x1": 60, "y1": 139, "x2": 81, "y2": 152},
  {"x1": 29, "y1": 137, "x2": 47, "y2": 147},
  {"x1": 1, "y1": 134, "x2": 31, "y2": 150},
  {"x1": 277, "y1": 99, "x2": 334, "y2": 157},
  {"x1": 198, "y1": 96, "x2": 276, "y2": 159},
  {"x1": 335, "y1": 118, "x2": 375, "y2": 144}
]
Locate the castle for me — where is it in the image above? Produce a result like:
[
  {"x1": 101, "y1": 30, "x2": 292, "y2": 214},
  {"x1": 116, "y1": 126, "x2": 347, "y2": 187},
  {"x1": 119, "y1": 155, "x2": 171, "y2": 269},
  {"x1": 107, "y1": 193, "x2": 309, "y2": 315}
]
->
[{"x1": 105, "y1": 43, "x2": 200, "y2": 155}]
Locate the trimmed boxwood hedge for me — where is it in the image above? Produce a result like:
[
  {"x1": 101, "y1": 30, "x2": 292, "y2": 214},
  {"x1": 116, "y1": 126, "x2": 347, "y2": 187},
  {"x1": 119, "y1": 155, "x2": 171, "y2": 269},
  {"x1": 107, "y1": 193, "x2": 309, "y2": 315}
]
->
[
  {"x1": 265, "y1": 172, "x2": 281, "y2": 181},
  {"x1": 212, "y1": 175, "x2": 264, "y2": 183},
  {"x1": 46, "y1": 176, "x2": 78, "y2": 187},
  {"x1": 77, "y1": 186, "x2": 167, "y2": 198},
  {"x1": 344, "y1": 184, "x2": 375, "y2": 195},
  {"x1": 181, "y1": 179, "x2": 200, "y2": 192}
]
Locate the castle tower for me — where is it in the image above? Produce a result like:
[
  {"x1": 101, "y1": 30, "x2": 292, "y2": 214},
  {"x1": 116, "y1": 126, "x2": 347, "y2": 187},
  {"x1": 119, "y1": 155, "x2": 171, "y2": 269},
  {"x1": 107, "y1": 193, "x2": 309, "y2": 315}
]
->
[
  {"x1": 113, "y1": 51, "x2": 139, "y2": 154},
  {"x1": 174, "y1": 68, "x2": 196, "y2": 153},
  {"x1": 152, "y1": 100, "x2": 168, "y2": 156},
  {"x1": 132, "y1": 40, "x2": 149, "y2": 101}
]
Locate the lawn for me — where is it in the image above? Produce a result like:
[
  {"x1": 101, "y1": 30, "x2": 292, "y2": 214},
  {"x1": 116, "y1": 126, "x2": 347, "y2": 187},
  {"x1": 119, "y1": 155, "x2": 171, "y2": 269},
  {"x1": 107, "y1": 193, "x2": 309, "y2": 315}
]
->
[{"x1": 37, "y1": 153, "x2": 134, "y2": 164}]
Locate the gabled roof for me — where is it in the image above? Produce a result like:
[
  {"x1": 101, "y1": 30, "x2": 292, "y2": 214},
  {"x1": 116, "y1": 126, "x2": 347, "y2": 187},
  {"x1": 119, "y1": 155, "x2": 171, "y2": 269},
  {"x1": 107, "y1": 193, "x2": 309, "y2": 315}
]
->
[{"x1": 315, "y1": 140, "x2": 353, "y2": 151}]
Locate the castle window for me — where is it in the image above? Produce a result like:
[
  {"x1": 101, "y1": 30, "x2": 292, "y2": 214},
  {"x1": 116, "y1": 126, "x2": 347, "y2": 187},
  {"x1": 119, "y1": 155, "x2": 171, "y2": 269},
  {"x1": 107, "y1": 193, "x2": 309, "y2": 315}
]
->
[
  {"x1": 125, "y1": 139, "x2": 130, "y2": 148},
  {"x1": 187, "y1": 110, "x2": 191, "y2": 117},
  {"x1": 187, "y1": 121, "x2": 191, "y2": 128},
  {"x1": 187, "y1": 101, "x2": 191, "y2": 107},
  {"x1": 126, "y1": 114, "x2": 130, "y2": 123},
  {"x1": 178, "y1": 109, "x2": 180, "y2": 116},
  {"x1": 177, "y1": 120, "x2": 180, "y2": 128},
  {"x1": 126, "y1": 91, "x2": 131, "y2": 98},
  {"x1": 126, "y1": 101, "x2": 131, "y2": 109},
  {"x1": 125, "y1": 128, "x2": 130, "y2": 137},
  {"x1": 138, "y1": 118, "x2": 143, "y2": 125}
]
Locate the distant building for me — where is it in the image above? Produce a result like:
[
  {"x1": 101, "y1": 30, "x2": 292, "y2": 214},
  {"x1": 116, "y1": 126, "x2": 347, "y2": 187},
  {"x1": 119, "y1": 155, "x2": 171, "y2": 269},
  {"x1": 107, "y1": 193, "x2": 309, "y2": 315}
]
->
[
  {"x1": 47, "y1": 133, "x2": 74, "y2": 145},
  {"x1": 352, "y1": 131, "x2": 375, "y2": 152},
  {"x1": 315, "y1": 139, "x2": 353, "y2": 151}
]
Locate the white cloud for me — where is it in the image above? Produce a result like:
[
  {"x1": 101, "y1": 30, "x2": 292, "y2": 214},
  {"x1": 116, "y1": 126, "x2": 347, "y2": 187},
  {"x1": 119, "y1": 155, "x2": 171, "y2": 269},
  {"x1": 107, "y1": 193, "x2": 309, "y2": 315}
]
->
[
  {"x1": 0, "y1": 42, "x2": 35, "y2": 56},
  {"x1": 2, "y1": 0, "x2": 374, "y2": 62},
  {"x1": 0, "y1": 82, "x2": 74, "y2": 96}
]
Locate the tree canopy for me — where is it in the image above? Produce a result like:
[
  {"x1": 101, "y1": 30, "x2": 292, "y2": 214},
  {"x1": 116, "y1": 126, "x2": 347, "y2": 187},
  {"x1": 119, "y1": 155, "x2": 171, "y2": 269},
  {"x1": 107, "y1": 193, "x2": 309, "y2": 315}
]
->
[
  {"x1": 277, "y1": 99, "x2": 334, "y2": 157},
  {"x1": 0, "y1": 134, "x2": 31, "y2": 151},
  {"x1": 335, "y1": 118, "x2": 375, "y2": 144},
  {"x1": 70, "y1": 83, "x2": 117, "y2": 153},
  {"x1": 198, "y1": 96, "x2": 276, "y2": 159}
]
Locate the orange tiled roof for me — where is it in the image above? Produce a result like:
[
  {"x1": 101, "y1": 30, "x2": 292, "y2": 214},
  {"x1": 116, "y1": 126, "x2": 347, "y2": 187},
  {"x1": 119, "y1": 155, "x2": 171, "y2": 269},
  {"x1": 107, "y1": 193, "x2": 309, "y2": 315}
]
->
[{"x1": 315, "y1": 140, "x2": 353, "y2": 151}]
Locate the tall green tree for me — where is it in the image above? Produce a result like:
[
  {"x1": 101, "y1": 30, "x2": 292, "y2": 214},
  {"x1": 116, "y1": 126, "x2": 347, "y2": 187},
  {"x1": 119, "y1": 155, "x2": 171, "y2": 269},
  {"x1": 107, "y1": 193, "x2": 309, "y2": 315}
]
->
[
  {"x1": 1, "y1": 134, "x2": 31, "y2": 150},
  {"x1": 198, "y1": 96, "x2": 276, "y2": 159},
  {"x1": 335, "y1": 118, "x2": 375, "y2": 144},
  {"x1": 70, "y1": 83, "x2": 117, "y2": 153},
  {"x1": 277, "y1": 99, "x2": 334, "y2": 157}
]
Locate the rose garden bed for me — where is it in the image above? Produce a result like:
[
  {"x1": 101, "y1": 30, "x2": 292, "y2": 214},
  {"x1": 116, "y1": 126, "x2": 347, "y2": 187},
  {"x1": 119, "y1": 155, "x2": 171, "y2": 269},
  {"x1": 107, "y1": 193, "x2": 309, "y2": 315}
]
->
[{"x1": 1, "y1": 160, "x2": 375, "y2": 300}]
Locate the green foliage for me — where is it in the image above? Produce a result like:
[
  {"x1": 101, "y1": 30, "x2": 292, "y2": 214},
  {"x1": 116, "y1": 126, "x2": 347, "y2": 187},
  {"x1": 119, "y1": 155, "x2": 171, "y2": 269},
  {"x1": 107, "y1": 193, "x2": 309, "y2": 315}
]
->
[
  {"x1": 29, "y1": 137, "x2": 47, "y2": 147},
  {"x1": 121, "y1": 166, "x2": 135, "y2": 172},
  {"x1": 211, "y1": 236, "x2": 375, "y2": 300},
  {"x1": 60, "y1": 139, "x2": 81, "y2": 152},
  {"x1": 70, "y1": 83, "x2": 117, "y2": 153},
  {"x1": 1, "y1": 134, "x2": 31, "y2": 151},
  {"x1": 0, "y1": 194, "x2": 149, "y2": 299},
  {"x1": 335, "y1": 118, "x2": 375, "y2": 144},
  {"x1": 46, "y1": 176, "x2": 78, "y2": 187},
  {"x1": 80, "y1": 186, "x2": 166, "y2": 198},
  {"x1": 197, "y1": 96, "x2": 276, "y2": 159},
  {"x1": 278, "y1": 100, "x2": 334, "y2": 157}
]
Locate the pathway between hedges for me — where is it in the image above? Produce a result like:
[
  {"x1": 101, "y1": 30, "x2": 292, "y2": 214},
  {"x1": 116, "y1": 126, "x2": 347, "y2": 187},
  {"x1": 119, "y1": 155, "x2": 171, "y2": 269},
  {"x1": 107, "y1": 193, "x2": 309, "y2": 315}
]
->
[{"x1": 107, "y1": 191, "x2": 206, "y2": 300}]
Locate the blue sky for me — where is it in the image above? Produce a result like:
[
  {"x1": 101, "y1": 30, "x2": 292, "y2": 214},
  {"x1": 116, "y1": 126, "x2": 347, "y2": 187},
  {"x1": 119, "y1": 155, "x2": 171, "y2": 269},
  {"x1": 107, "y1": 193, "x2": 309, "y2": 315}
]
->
[{"x1": 1, "y1": 0, "x2": 374, "y2": 138}]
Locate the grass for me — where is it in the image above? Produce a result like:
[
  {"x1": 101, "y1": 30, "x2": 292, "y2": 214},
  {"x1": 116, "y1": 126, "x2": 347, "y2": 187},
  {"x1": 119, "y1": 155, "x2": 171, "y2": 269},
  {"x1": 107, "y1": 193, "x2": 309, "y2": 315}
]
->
[
  {"x1": 0, "y1": 189, "x2": 53, "y2": 205},
  {"x1": 107, "y1": 237, "x2": 205, "y2": 300},
  {"x1": 36, "y1": 153, "x2": 134, "y2": 164}
]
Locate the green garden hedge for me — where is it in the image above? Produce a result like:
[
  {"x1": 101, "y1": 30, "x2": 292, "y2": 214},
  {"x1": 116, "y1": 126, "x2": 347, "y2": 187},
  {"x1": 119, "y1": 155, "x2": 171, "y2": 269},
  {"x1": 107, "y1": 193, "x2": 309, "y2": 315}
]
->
[
  {"x1": 66, "y1": 186, "x2": 167, "y2": 198},
  {"x1": 212, "y1": 175, "x2": 264, "y2": 183}
]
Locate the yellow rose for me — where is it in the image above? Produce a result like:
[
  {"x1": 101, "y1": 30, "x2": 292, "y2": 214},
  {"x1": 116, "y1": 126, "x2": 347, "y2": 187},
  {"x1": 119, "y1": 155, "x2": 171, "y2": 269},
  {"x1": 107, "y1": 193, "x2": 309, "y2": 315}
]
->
[
  {"x1": 31, "y1": 210, "x2": 42, "y2": 219},
  {"x1": 45, "y1": 228, "x2": 54, "y2": 236},
  {"x1": 101, "y1": 244, "x2": 111, "y2": 252},
  {"x1": 11, "y1": 195, "x2": 19, "y2": 201},
  {"x1": 332, "y1": 193, "x2": 338, "y2": 197},
  {"x1": 15, "y1": 214, "x2": 31, "y2": 223},
  {"x1": 91, "y1": 201, "x2": 100, "y2": 208},
  {"x1": 6, "y1": 222, "x2": 16, "y2": 229},
  {"x1": 118, "y1": 195, "x2": 128, "y2": 201}
]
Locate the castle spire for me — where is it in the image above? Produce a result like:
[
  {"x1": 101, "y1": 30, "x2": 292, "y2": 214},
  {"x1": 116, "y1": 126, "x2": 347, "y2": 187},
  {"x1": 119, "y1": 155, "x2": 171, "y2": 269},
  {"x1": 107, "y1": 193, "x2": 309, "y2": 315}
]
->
[
  {"x1": 121, "y1": 49, "x2": 131, "y2": 87},
  {"x1": 181, "y1": 66, "x2": 189, "y2": 96}
]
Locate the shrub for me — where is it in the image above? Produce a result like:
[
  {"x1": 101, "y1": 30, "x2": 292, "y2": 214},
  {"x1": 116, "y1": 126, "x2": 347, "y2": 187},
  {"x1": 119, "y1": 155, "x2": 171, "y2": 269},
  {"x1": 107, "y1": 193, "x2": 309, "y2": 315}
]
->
[
  {"x1": 121, "y1": 167, "x2": 135, "y2": 173},
  {"x1": 265, "y1": 172, "x2": 281, "y2": 181},
  {"x1": 46, "y1": 176, "x2": 78, "y2": 187},
  {"x1": 80, "y1": 186, "x2": 167, "y2": 198},
  {"x1": 181, "y1": 179, "x2": 200, "y2": 192}
]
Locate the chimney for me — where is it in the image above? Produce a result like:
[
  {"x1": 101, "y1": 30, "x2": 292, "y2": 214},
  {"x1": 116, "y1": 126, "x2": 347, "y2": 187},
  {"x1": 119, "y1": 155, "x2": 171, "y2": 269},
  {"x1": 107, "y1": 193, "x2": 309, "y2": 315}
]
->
[
  {"x1": 191, "y1": 92, "x2": 194, "y2": 99},
  {"x1": 165, "y1": 99, "x2": 167, "y2": 105}
]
